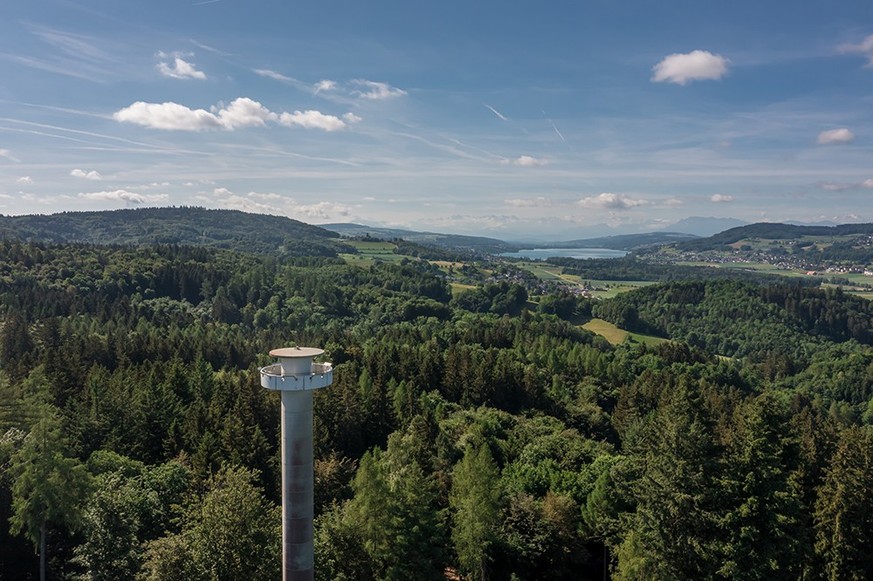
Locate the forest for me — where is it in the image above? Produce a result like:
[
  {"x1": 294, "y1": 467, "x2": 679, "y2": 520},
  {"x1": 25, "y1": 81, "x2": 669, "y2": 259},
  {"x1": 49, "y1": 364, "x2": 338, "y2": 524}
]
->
[{"x1": 1, "y1": 234, "x2": 872, "y2": 580}]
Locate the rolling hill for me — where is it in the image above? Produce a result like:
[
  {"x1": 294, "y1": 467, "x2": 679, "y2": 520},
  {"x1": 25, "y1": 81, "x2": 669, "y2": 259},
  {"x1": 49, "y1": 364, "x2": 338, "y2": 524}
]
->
[{"x1": 0, "y1": 207, "x2": 348, "y2": 256}]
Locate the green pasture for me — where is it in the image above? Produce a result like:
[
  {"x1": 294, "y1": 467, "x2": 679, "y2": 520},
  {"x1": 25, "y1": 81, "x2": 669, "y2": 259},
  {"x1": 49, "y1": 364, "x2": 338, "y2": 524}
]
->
[
  {"x1": 341, "y1": 239, "x2": 407, "y2": 267},
  {"x1": 582, "y1": 318, "x2": 667, "y2": 346}
]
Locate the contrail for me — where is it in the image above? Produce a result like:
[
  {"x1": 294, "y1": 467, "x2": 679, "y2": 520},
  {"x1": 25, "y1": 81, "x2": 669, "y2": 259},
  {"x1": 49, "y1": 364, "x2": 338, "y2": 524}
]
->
[
  {"x1": 550, "y1": 120, "x2": 566, "y2": 144},
  {"x1": 484, "y1": 103, "x2": 508, "y2": 121},
  {"x1": 193, "y1": 0, "x2": 222, "y2": 5}
]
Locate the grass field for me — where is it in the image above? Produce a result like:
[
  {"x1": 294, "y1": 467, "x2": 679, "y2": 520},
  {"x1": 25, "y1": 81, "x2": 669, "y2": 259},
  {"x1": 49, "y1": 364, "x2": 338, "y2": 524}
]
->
[
  {"x1": 341, "y1": 239, "x2": 407, "y2": 267},
  {"x1": 515, "y1": 261, "x2": 655, "y2": 298},
  {"x1": 582, "y1": 318, "x2": 668, "y2": 346},
  {"x1": 450, "y1": 283, "x2": 477, "y2": 296},
  {"x1": 586, "y1": 280, "x2": 654, "y2": 299}
]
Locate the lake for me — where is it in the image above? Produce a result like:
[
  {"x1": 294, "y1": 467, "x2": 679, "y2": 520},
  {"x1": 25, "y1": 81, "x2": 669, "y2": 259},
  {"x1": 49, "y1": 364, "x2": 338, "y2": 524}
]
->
[{"x1": 500, "y1": 248, "x2": 628, "y2": 260}]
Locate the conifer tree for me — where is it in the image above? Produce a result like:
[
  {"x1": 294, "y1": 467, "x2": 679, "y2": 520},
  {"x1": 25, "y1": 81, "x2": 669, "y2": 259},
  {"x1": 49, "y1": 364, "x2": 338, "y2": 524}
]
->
[
  {"x1": 450, "y1": 443, "x2": 501, "y2": 580},
  {"x1": 814, "y1": 426, "x2": 873, "y2": 581}
]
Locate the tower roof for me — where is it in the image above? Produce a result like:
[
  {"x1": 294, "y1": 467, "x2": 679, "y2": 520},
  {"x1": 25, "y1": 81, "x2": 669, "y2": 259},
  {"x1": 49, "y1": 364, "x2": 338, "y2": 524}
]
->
[{"x1": 269, "y1": 347, "x2": 325, "y2": 358}]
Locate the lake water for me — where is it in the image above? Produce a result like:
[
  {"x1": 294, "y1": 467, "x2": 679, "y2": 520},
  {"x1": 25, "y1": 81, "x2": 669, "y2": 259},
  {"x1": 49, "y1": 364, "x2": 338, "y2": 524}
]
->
[{"x1": 500, "y1": 248, "x2": 628, "y2": 260}]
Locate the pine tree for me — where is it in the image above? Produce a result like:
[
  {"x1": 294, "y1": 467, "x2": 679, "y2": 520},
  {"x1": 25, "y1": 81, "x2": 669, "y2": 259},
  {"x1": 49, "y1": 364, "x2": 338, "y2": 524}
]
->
[
  {"x1": 814, "y1": 426, "x2": 873, "y2": 581},
  {"x1": 718, "y1": 393, "x2": 803, "y2": 579},
  {"x1": 614, "y1": 378, "x2": 722, "y2": 580},
  {"x1": 9, "y1": 407, "x2": 92, "y2": 581},
  {"x1": 450, "y1": 443, "x2": 501, "y2": 580}
]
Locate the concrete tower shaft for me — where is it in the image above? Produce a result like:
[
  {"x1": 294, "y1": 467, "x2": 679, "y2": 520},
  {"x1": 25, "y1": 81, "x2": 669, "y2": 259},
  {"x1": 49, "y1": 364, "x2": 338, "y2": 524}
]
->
[{"x1": 260, "y1": 347, "x2": 333, "y2": 581}]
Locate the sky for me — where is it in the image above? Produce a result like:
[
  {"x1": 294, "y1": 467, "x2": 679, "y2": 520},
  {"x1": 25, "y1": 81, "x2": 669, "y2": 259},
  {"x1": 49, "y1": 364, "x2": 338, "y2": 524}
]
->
[{"x1": 1, "y1": 0, "x2": 872, "y2": 241}]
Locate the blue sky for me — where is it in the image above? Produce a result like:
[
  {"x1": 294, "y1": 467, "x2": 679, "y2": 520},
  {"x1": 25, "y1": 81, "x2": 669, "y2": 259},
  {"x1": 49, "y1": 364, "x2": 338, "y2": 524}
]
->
[{"x1": 1, "y1": 0, "x2": 871, "y2": 240}]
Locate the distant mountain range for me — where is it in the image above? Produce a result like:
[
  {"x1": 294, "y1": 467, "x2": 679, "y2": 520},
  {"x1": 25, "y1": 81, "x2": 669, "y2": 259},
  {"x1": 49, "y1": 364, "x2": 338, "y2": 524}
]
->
[
  {"x1": 0, "y1": 207, "x2": 346, "y2": 256},
  {"x1": 665, "y1": 216, "x2": 748, "y2": 237},
  {"x1": 531, "y1": 231, "x2": 698, "y2": 251}
]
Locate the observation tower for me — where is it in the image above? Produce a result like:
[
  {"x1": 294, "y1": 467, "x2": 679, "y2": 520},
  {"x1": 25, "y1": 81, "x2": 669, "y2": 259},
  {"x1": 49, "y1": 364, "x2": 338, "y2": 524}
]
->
[{"x1": 260, "y1": 346, "x2": 333, "y2": 581}]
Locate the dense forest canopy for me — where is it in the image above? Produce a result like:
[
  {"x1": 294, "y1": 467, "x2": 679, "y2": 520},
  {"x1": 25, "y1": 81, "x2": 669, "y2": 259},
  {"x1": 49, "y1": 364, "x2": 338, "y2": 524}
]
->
[{"x1": 1, "y1": 218, "x2": 872, "y2": 580}]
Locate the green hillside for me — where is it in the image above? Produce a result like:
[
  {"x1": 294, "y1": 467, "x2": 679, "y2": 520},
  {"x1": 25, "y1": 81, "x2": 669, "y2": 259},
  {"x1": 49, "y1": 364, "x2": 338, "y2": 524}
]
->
[
  {"x1": 594, "y1": 280, "x2": 873, "y2": 362},
  {"x1": 0, "y1": 207, "x2": 347, "y2": 256}
]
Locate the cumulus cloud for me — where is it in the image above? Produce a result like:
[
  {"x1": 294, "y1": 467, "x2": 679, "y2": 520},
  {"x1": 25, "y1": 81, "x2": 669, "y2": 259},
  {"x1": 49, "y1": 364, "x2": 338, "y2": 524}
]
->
[
  {"x1": 509, "y1": 155, "x2": 547, "y2": 167},
  {"x1": 209, "y1": 187, "x2": 353, "y2": 221},
  {"x1": 504, "y1": 196, "x2": 553, "y2": 207},
  {"x1": 279, "y1": 110, "x2": 348, "y2": 131},
  {"x1": 78, "y1": 189, "x2": 168, "y2": 204},
  {"x1": 711, "y1": 194, "x2": 733, "y2": 203},
  {"x1": 839, "y1": 34, "x2": 873, "y2": 67},
  {"x1": 663, "y1": 197, "x2": 683, "y2": 206},
  {"x1": 158, "y1": 56, "x2": 206, "y2": 80},
  {"x1": 863, "y1": 179, "x2": 873, "y2": 189},
  {"x1": 214, "y1": 98, "x2": 277, "y2": 129},
  {"x1": 16, "y1": 176, "x2": 33, "y2": 185},
  {"x1": 352, "y1": 79, "x2": 407, "y2": 100},
  {"x1": 70, "y1": 168, "x2": 102, "y2": 180},
  {"x1": 246, "y1": 191, "x2": 283, "y2": 201},
  {"x1": 342, "y1": 112, "x2": 362, "y2": 124},
  {"x1": 817, "y1": 128, "x2": 855, "y2": 145},
  {"x1": 114, "y1": 98, "x2": 353, "y2": 132},
  {"x1": 114, "y1": 101, "x2": 223, "y2": 130},
  {"x1": 652, "y1": 50, "x2": 729, "y2": 85},
  {"x1": 577, "y1": 193, "x2": 649, "y2": 210}
]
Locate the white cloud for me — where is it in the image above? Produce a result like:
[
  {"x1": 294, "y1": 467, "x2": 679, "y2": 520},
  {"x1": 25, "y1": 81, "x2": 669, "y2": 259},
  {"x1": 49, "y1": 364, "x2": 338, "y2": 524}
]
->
[
  {"x1": 158, "y1": 57, "x2": 206, "y2": 80},
  {"x1": 115, "y1": 98, "x2": 352, "y2": 132},
  {"x1": 504, "y1": 196, "x2": 552, "y2": 207},
  {"x1": 16, "y1": 176, "x2": 33, "y2": 185},
  {"x1": 817, "y1": 128, "x2": 855, "y2": 145},
  {"x1": 114, "y1": 101, "x2": 224, "y2": 130},
  {"x1": 510, "y1": 155, "x2": 547, "y2": 167},
  {"x1": 78, "y1": 189, "x2": 168, "y2": 204},
  {"x1": 577, "y1": 192, "x2": 649, "y2": 210},
  {"x1": 314, "y1": 79, "x2": 337, "y2": 94},
  {"x1": 352, "y1": 79, "x2": 407, "y2": 100},
  {"x1": 279, "y1": 110, "x2": 347, "y2": 131},
  {"x1": 429, "y1": 214, "x2": 519, "y2": 231},
  {"x1": 839, "y1": 34, "x2": 873, "y2": 67},
  {"x1": 817, "y1": 182, "x2": 849, "y2": 192},
  {"x1": 247, "y1": 191, "x2": 283, "y2": 201},
  {"x1": 70, "y1": 168, "x2": 102, "y2": 180},
  {"x1": 294, "y1": 201, "x2": 354, "y2": 220},
  {"x1": 213, "y1": 98, "x2": 277, "y2": 129},
  {"x1": 817, "y1": 179, "x2": 873, "y2": 191},
  {"x1": 209, "y1": 186, "x2": 353, "y2": 221},
  {"x1": 652, "y1": 50, "x2": 729, "y2": 85},
  {"x1": 711, "y1": 194, "x2": 733, "y2": 203},
  {"x1": 254, "y1": 68, "x2": 294, "y2": 82}
]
